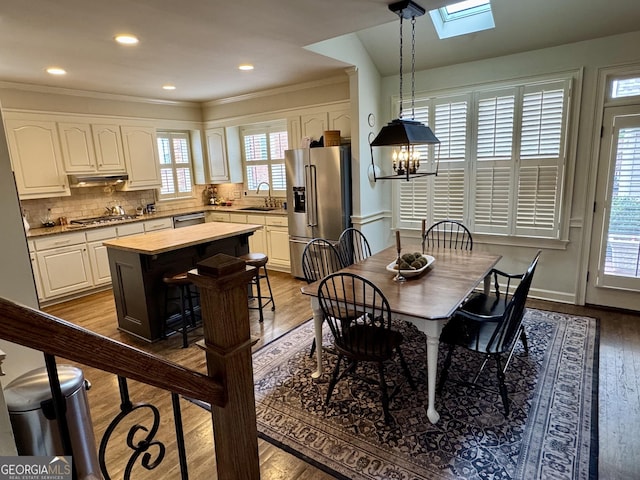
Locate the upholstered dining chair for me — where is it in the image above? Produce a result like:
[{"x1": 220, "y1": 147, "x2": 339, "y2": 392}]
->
[
  {"x1": 337, "y1": 227, "x2": 372, "y2": 266},
  {"x1": 423, "y1": 220, "x2": 473, "y2": 250},
  {"x1": 301, "y1": 238, "x2": 345, "y2": 357},
  {"x1": 317, "y1": 272, "x2": 415, "y2": 424},
  {"x1": 437, "y1": 250, "x2": 541, "y2": 416}
]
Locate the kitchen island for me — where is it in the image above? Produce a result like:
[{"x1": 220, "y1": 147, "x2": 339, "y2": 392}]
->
[{"x1": 104, "y1": 222, "x2": 261, "y2": 342}]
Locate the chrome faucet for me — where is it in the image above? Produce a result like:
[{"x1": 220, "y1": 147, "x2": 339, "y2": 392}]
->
[
  {"x1": 256, "y1": 182, "x2": 271, "y2": 196},
  {"x1": 256, "y1": 182, "x2": 274, "y2": 207}
]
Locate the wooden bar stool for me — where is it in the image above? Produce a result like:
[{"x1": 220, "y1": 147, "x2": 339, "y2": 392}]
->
[
  {"x1": 162, "y1": 271, "x2": 199, "y2": 348},
  {"x1": 240, "y1": 252, "x2": 275, "y2": 323}
]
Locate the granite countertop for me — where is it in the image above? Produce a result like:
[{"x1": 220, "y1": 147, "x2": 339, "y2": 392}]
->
[{"x1": 26, "y1": 204, "x2": 287, "y2": 238}]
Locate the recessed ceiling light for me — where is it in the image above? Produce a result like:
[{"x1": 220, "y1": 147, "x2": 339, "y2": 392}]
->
[
  {"x1": 238, "y1": 64, "x2": 254, "y2": 71},
  {"x1": 46, "y1": 67, "x2": 67, "y2": 75},
  {"x1": 114, "y1": 34, "x2": 139, "y2": 45},
  {"x1": 162, "y1": 84, "x2": 176, "y2": 90}
]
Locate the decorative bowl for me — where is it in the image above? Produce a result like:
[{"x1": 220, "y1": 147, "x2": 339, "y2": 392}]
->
[{"x1": 386, "y1": 254, "x2": 435, "y2": 278}]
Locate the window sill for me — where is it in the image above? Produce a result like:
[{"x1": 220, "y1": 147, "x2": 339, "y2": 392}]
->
[{"x1": 399, "y1": 229, "x2": 570, "y2": 250}]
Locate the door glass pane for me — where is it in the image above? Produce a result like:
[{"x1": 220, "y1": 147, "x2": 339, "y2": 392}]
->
[{"x1": 604, "y1": 126, "x2": 640, "y2": 278}]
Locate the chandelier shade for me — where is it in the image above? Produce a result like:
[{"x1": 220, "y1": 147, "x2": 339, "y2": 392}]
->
[{"x1": 370, "y1": 118, "x2": 439, "y2": 147}]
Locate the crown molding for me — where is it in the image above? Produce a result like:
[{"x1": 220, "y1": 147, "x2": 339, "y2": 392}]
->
[
  {"x1": 0, "y1": 80, "x2": 201, "y2": 107},
  {"x1": 203, "y1": 74, "x2": 350, "y2": 107}
]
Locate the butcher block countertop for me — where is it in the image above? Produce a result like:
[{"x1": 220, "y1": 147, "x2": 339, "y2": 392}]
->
[{"x1": 103, "y1": 222, "x2": 262, "y2": 255}]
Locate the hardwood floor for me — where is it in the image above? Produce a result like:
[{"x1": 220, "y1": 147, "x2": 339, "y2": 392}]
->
[{"x1": 43, "y1": 273, "x2": 640, "y2": 480}]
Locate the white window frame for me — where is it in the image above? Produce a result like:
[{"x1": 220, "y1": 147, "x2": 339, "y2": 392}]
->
[
  {"x1": 240, "y1": 121, "x2": 288, "y2": 197},
  {"x1": 156, "y1": 130, "x2": 196, "y2": 201},
  {"x1": 394, "y1": 72, "x2": 579, "y2": 244}
]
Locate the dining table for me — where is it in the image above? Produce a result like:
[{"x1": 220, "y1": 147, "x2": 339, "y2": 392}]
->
[{"x1": 300, "y1": 244, "x2": 501, "y2": 424}]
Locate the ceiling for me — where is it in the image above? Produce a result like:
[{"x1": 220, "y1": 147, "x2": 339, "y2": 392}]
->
[{"x1": 1, "y1": 0, "x2": 639, "y2": 103}]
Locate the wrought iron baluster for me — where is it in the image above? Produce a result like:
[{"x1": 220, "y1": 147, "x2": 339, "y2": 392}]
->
[{"x1": 98, "y1": 376, "x2": 173, "y2": 480}]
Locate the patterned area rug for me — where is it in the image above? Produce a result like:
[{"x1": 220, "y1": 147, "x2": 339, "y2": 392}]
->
[{"x1": 252, "y1": 309, "x2": 599, "y2": 480}]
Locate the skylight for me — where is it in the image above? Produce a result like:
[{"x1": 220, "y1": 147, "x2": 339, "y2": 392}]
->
[{"x1": 429, "y1": 0, "x2": 495, "y2": 39}]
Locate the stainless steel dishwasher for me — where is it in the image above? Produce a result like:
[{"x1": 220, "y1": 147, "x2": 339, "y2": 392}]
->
[{"x1": 172, "y1": 212, "x2": 206, "y2": 228}]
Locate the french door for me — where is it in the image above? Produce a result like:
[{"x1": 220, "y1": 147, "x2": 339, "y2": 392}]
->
[{"x1": 586, "y1": 105, "x2": 640, "y2": 308}]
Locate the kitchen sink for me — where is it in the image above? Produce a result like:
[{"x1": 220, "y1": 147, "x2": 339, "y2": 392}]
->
[{"x1": 237, "y1": 206, "x2": 278, "y2": 211}]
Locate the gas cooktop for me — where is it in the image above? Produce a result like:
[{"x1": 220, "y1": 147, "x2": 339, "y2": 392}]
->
[{"x1": 70, "y1": 214, "x2": 137, "y2": 225}]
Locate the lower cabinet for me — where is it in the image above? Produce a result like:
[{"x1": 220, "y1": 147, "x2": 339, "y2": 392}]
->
[
  {"x1": 206, "y1": 212, "x2": 231, "y2": 223},
  {"x1": 34, "y1": 233, "x2": 93, "y2": 299},
  {"x1": 143, "y1": 217, "x2": 173, "y2": 232},
  {"x1": 31, "y1": 218, "x2": 175, "y2": 304},
  {"x1": 266, "y1": 224, "x2": 291, "y2": 270},
  {"x1": 213, "y1": 212, "x2": 290, "y2": 272},
  {"x1": 86, "y1": 227, "x2": 118, "y2": 287},
  {"x1": 246, "y1": 215, "x2": 267, "y2": 254}
]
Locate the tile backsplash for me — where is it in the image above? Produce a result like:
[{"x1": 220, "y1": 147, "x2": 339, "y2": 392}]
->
[{"x1": 20, "y1": 182, "x2": 269, "y2": 227}]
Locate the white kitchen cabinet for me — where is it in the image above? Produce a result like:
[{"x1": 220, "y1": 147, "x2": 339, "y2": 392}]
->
[
  {"x1": 287, "y1": 104, "x2": 350, "y2": 148},
  {"x1": 224, "y1": 212, "x2": 289, "y2": 271},
  {"x1": 206, "y1": 212, "x2": 231, "y2": 222},
  {"x1": 120, "y1": 125, "x2": 161, "y2": 190},
  {"x1": 58, "y1": 122, "x2": 98, "y2": 173},
  {"x1": 143, "y1": 217, "x2": 173, "y2": 232},
  {"x1": 4, "y1": 118, "x2": 70, "y2": 199},
  {"x1": 86, "y1": 227, "x2": 117, "y2": 286},
  {"x1": 247, "y1": 214, "x2": 267, "y2": 254},
  {"x1": 300, "y1": 113, "x2": 328, "y2": 143},
  {"x1": 91, "y1": 123, "x2": 127, "y2": 172},
  {"x1": 229, "y1": 213, "x2": 248, "y2": 224},
  {"x1": 34, "y1": 233, "x2": 93, "y2": 299},
  {"x1": 328, "y1": 108, "x2": 351, "y2": 140},
  {"x1": 204, "y1": 127, "x2": 243, "y2": 183},
  {"x1": 116, "y1": 222, "x2": 145, "y2": 237},
  {"x1": 265, "y1": 216, "x2": 290, "y2": 271},
  {"x1": 205, "y1": 128, "x2": 228, "y2": 182}
]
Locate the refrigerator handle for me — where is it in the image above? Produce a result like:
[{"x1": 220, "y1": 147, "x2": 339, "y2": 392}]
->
[{"x1": 305, "y1": 164, "x2": 318, "y2": 227}]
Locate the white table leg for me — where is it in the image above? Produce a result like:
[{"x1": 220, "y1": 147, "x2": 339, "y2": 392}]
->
[
  {"x1": 310, "y1": 297, "x2": 324, "y2": 379},
  {"x1": 408, "y1": 318, "x2": 445, "y2": 424},
  {"x1": 425, "y1": 333, "x2": 441, "y2": 424}
]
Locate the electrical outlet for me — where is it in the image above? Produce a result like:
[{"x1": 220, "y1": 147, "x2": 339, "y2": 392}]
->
[{"x1": 234, "y1": 191, "x2": 241, "y2": 199}]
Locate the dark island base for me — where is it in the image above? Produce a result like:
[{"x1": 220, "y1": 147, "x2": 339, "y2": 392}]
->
[{"x1": 108, "y1": 234, "x2": 250, "y2": 342}]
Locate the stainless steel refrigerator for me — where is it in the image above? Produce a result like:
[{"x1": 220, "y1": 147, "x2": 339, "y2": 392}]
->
[{"x1": 286, "y1": 146, "x2": 352, "y2": 278}]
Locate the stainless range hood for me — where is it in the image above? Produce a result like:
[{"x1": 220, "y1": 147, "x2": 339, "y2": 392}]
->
[{"x1": 68, "y1": 174, "x2": 129, "y2": 187}]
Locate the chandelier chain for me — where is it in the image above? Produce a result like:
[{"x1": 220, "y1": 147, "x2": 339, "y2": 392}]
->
[
  {"x1": 411, "y1": 16, "x2": 416, "y2": 120},
  {"x1": 398, "y1": 15, "x2": 404, "y2": 119}
]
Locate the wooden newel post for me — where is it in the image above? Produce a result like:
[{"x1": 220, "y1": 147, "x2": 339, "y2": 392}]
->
[{"x1": 189, "y1": 253, "x2": 261, "y2": 480}]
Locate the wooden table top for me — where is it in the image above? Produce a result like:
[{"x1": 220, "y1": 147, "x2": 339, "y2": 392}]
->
[
  {"x1": 103, "y1": 222, "x2": 262, "y2": 255},
  {"x1": 301, "y1": 245, "x2": 501, "y2": 320}
]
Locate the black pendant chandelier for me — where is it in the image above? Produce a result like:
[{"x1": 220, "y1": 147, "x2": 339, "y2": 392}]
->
[{"x1": 370, "y1": 0, "x2": 440, "y2": 181}]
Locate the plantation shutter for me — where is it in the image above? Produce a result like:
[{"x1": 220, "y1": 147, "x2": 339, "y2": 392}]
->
[
  {"x1": 157, "y1": 131, "x2": 194, "y2": 199},
  {"x1": 393, "y1": 74, "x2": 573, "y2": 239},
  {"x1": 473, "y1": 89, "x2": 516, "y2": 234},
  {"x1": 433, "y1": 96, "x2": 468, "y2": 222},
  {"x1": 241, "y1": 122, "x2": 288, "y2": 192},
  {"x1": 269, "y1": 131, "x2": 288, "y2": 191},
  {"x1": 515, "y1": 80, "x2": 569, "y2": 236}
]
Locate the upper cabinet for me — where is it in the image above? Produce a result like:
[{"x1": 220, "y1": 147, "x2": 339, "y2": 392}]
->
[
  {"x1": 91, "y1": 123, "x2": 126, "y2": 172},
  {"x1": 120, "y1": 125, "x2": 162, "y2": 190},
  {"x1": 58, "y1": 122, "x2": 98, "y2": 173},
  {"x1": 204, "y1": 127, "x2": 242, "y2": 183},
  {"x1": 287, "y1": 104, "x2": 351, "y2": 148},
  {"x1": 4, "y1": 117, "x2": 70, "y2": 199},
  {"x1": 57, "y1": 121, "x2": 127, "y2": 174}
]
